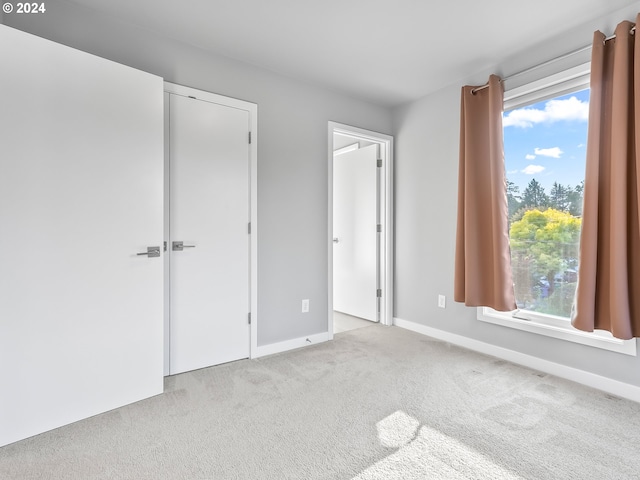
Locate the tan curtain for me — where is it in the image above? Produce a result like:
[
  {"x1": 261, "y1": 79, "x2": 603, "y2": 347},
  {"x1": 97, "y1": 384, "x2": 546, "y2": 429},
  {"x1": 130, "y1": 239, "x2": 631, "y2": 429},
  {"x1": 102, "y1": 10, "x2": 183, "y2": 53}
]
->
[
  {"x1": 454, "y1": 74, "x2": 516, "y2": 311},
  {"x1": 571, "y1": 17, "x2": 640, "y2": 339}
]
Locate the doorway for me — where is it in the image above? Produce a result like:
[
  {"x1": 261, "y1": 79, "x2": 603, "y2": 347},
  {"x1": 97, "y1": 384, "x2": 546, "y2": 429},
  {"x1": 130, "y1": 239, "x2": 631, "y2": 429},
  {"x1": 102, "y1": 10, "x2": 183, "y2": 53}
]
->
[{"x1": 328, "y1": 122, "x2": 394, "y2": 335}]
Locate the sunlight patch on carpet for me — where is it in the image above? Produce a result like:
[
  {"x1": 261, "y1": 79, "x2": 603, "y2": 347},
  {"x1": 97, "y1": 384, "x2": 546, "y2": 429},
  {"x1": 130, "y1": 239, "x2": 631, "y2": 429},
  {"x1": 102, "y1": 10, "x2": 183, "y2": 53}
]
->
[
  {"x1": 376, "y1": 410, "x2": 419, "y2": 448},
  {"x1": 356, "y1": 411, "x2": 524, "y2": 479}
]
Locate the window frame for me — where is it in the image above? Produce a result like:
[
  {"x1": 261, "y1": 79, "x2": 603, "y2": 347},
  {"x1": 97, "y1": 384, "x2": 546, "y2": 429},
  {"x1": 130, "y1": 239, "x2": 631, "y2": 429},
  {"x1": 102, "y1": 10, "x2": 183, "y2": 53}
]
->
[{"x1": 478, "y1": 62, "x2": 637, "y2": 356}]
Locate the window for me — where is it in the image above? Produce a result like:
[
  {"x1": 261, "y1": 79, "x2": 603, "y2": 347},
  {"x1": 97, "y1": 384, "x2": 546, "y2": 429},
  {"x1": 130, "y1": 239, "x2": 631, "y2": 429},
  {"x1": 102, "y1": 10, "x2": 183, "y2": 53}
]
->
[
  {"x1": 478, "y1": 64, "x2": 636, "y2": 355},
  {"x1": 505, "y1": 88, "x2": 587, "y2": 319}
]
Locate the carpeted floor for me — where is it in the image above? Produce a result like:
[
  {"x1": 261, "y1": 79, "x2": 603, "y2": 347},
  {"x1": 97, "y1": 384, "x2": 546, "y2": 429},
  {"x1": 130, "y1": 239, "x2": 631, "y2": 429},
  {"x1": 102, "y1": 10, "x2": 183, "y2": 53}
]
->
[{"x1": 2, "y1": 324, "x2": 640, "y2": 479}]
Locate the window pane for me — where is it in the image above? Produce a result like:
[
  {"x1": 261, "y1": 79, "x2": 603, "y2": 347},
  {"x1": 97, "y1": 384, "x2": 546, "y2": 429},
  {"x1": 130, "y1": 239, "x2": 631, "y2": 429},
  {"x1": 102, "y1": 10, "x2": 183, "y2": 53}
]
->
[{"x1": 503, "y1": 89, "x2": 588, "y2": 318}]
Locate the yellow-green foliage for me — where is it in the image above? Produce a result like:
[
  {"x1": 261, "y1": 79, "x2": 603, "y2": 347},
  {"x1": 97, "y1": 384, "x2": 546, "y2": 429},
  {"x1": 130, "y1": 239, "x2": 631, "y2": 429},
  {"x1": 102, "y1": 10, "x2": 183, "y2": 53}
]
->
[
  {"x1": 510, "y1": 208, "x2": 581, "y2": 281},
  {"x1": 510, "y1": 208, "x2": 581, "y2": 245}
]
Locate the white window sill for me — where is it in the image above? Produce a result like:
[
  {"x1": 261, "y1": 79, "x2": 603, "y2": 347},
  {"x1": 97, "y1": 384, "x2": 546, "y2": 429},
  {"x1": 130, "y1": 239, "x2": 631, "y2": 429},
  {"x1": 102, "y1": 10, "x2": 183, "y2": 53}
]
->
[{"x1": 478, "y1": 307, "x2": 637, "y2": 356}]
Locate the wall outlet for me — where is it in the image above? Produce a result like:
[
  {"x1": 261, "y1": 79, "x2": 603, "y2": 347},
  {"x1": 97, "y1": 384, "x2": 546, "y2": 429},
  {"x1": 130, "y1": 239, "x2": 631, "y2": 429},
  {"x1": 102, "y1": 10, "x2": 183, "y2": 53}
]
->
[
  {"x1": 438, "y1": 295, "x2": 446, "y2": 308},
  {"x1": 302, "y1": 299, "x2": 310, "y2": 313}
]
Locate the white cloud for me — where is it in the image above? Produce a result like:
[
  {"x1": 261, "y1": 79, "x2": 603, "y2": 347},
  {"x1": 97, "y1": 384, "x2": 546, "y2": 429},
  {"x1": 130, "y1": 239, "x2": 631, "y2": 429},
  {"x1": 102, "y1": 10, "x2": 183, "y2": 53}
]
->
[
  {"x1": 525, "y1": 154, "x2": 536, "y2": 160},
  {"x1": 545, "y1": 96, "x2": 589, "y2": 121},
  {"x1": 503, "y1": 96, "x2": 589, "y2": 128},
  {"x1": 503, "y1": 109, "x2": 546, "y2": 128},
  {"x1": 507, "y1": 169, "x2": 519, "y2": 174},
  {"x1": 522, "y1": 165, "x2": 545, "y2": 175},
  {"x1": 577, "y1": 143, "x2": 585, "y2": 148},
  {"x1": 534, "y1": 147, "x2": 563, "y2": 158}
]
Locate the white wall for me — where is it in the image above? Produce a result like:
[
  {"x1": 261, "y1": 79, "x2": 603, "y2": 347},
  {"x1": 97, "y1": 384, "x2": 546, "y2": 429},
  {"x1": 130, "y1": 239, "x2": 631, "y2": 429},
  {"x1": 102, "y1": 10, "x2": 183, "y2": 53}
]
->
[
  {"x1": 392, "y1": 3, "x2": 640, "y2": 389},
  {"x1": 5, "y1": 1, "x2": 392, "y2": 348}
]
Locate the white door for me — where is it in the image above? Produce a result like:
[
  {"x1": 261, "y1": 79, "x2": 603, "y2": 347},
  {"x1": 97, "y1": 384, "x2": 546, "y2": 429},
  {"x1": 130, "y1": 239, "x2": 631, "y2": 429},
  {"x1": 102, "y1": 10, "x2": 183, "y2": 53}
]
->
[
  {"x1": 333, "y1": 144, "x2": 379, "y2": 321},
  {"x1": 168, "y1": 92, "x2": 251, "y2": 375},
  {"x1": 0, "y1": 26, "x2": 164, "y2": 447}
]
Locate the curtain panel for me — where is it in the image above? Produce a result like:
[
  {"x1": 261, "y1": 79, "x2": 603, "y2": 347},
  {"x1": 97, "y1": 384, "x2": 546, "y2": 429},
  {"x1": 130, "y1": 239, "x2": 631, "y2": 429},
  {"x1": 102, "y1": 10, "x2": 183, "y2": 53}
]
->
[
  {"x1": 454, "y1": 75, "x2": 516, "y2": 312},
  {"x1": 572, "y1": 17, "x2": 640, "y2": 339}
]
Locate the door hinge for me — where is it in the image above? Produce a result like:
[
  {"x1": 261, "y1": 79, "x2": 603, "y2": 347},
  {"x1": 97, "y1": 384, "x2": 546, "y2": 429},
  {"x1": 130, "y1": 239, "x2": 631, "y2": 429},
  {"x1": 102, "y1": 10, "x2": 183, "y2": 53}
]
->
[
  {"x1": 377, "y1": 224, "x2": 382, "y2": 233},
  {"x1": 248, "y1": 222, "x2": 251, "y2": 234},
  {"x1": 377, "y1": 159, "x2": 382, "y2": 168},
  {"x1": 163, "y1": 241, "x2": 167, "y2": 252},
  {"x1": 377, "y1": 289, "x2": 382, "y2": 298},
  {"x1": 248, "y1": 132, "x2": 252, "y2": 144},
  {"x1": 248, "y1": 312, "x2": 251, "y2": 324}
]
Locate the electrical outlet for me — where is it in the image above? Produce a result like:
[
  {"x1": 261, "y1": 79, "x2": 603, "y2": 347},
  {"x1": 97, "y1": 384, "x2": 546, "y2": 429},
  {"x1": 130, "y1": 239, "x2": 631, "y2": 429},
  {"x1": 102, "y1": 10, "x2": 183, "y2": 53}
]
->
[
  {"x1": 302, "y1": 299, "x2": 310, "y2": 313},
  {"x1": 438, "y1": 295, "x2": 446, "y2": 308}
]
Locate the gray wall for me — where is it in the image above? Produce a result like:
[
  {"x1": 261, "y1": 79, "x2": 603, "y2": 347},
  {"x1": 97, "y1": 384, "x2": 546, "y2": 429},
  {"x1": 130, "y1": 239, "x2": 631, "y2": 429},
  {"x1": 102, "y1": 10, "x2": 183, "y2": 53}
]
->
[
  {"x1": 392, "y1": 2, "x2": 640, "y2": 387},
  {"x1": 9, "y1": 0, "x2": 640, "y2": 387},
  {"x1": 5, "y1": 1, "x2": 392, "y2": 347}
]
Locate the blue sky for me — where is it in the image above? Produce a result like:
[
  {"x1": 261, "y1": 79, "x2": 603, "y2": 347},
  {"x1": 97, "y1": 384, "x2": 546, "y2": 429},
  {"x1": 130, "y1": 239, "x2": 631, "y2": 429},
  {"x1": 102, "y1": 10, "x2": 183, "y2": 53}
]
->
[{"x1": 503, "y1": 89, "x2": 589, "y2": 193}]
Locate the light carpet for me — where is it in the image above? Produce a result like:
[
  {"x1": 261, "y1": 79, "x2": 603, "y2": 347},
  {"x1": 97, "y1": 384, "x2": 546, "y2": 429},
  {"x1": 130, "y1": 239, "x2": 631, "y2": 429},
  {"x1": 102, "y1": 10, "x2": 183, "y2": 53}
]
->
[{"x1": 2, "y1": 325, "x2": 640, "y2": 479}]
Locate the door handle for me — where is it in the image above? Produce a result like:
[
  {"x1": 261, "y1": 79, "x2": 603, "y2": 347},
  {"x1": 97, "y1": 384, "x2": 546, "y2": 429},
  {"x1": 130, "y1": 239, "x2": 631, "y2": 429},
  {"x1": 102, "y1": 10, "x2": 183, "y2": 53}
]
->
[
  {"x1": 137, "y1": 246, "x2": 161, "y2": 258},
  {"x1": 333, "y1": 238, "x2": 339, "y2": 243},
  {"x1": 172, "y1": 241, "x2": 196, "y2": 251}
]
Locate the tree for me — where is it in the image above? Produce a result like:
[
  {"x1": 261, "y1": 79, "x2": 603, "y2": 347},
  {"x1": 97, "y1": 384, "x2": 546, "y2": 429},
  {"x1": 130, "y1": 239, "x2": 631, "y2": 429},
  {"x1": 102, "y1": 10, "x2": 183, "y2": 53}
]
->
[
  {"x1": 510, "y1": 208, "x2": 581, "y2": 305},
  {"x1": 521, "y1": 178, "x2": 549, "y2": 210},
  {"x1": 549, "y1": 182, "x2": 570, "y2": 212},
  {"x1": 506, "y1": 180, "x2": 522, "y2": 221},
  {"x1": 567, "y1": 181, "x2": 584, "y2": 216}
]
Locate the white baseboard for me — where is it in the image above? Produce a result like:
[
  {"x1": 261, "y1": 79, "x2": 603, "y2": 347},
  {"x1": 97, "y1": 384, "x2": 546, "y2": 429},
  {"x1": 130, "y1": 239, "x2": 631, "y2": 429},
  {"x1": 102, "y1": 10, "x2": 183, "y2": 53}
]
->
[
  {"x1": 394, "y1": 317, "x2": 640, "y2": 403},
  {"x1": 253, "y1": 331, "x2": 332, "y2": 359}
]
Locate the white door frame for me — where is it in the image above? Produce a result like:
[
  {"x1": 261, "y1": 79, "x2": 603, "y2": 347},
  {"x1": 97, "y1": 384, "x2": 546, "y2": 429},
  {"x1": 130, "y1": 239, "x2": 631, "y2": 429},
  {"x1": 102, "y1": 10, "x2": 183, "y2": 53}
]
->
[
  {"x1": 164, "y1": 82, "x2": 258, "y2": 375},
  {"x1": 328, "y1": 122, "x2": 394, "y2": 333}
]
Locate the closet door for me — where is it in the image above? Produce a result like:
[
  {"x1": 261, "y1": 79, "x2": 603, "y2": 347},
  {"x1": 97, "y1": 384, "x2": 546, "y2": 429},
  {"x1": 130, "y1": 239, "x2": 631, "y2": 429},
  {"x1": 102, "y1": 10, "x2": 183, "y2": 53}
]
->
[
  {"x1": 168, "y1": 91, "x2": 251, "y2": 375},
  {"x1": 0, "y1": 25, "x2": 164, "y2": 447}
]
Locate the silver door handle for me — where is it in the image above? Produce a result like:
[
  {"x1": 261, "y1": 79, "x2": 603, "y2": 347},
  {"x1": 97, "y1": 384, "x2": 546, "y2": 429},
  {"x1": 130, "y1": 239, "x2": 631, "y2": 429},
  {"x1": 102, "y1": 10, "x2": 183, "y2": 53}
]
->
[
  {"x1": 333, "y1": 238, "x2": 339, "y2": 243},
  {"x1": 137, "y1": 246, "x2": 161, "y2": 257},
  {"x1": 172, "y1": 241, "x2": 196, "y2": 251}
]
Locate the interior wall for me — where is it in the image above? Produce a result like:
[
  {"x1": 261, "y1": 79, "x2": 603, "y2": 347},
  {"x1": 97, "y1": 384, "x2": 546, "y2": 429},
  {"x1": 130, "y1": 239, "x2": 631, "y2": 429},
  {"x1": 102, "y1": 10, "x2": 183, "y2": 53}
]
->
[
  {"x1": 392, "y1": 2, "x2": 640, "y2": 388},
  {"x1": 5, "y1": 1, "x2": 392, "y2": 348}
]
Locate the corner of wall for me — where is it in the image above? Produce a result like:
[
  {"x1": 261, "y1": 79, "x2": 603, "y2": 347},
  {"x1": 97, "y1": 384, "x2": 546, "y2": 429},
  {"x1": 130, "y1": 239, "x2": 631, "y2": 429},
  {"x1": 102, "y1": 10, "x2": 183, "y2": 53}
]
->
[{"x1": 4, "y1": 0, "x2": 393, "y2": 354}]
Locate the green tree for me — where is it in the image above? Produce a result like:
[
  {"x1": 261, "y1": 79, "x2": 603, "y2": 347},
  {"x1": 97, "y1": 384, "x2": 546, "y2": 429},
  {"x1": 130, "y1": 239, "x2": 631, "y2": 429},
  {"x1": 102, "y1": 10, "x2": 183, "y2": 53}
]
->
[
  {"x1": 510, "y1": 208, "x2": 581, "y2": 305},
  {"x1": 549, "y1": 182, "x2": 570, "y2": 212},
  {"x1": 521, "y1": 178, "x2": 549, "y2": 210},
  {"x1": 567, "y1": 181, "x2": 584, "y2": 217},
  {"x1": 506, "y1": 180, "x2": 522, "y2": 221}
]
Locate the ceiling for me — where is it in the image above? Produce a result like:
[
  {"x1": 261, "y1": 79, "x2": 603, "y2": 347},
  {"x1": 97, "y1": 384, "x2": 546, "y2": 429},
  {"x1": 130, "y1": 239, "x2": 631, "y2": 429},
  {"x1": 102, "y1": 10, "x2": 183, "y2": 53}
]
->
[{"x1": 68, "y1": 0, "x2": 637, "y2": 107}]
